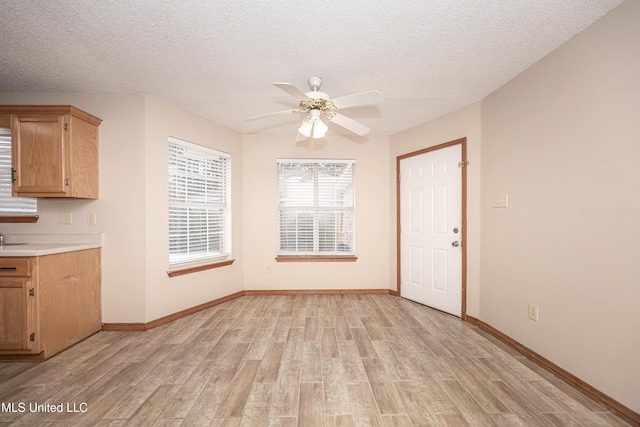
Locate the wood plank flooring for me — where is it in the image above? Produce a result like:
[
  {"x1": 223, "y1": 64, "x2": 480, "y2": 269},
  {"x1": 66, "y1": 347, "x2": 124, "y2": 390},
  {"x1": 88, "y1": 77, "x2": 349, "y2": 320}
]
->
[{"x1": 0, "y1": 294, "x2": 632, "y2": 426}]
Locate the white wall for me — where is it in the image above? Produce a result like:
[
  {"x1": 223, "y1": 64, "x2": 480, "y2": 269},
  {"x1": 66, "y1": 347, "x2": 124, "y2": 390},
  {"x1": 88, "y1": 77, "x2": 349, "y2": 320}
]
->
[
  {"x1": 242, "y1": 134, "x2": 391, "y2": 291},
  {"x1": 389, "y1": 103, "x2": 482, "y2": 317},
  {"x1": 480, "y1": 0, "x2": 640, "y2": 412}
]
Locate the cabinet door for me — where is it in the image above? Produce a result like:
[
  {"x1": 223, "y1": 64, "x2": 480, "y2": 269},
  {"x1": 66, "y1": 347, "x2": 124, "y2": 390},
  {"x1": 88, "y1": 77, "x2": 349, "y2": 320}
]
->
[
  {"x1": 0, "y1": 279, "x2": 34, "y2": 351},
  {"x1": 11, "y1": 115, "x2": 68, "y2": 195}
]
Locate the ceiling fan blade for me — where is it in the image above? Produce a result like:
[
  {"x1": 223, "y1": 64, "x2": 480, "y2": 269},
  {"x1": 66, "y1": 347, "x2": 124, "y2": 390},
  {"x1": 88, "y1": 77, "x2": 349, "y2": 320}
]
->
[
  {"x1": 331, "y1": 90, "x2": 384, "y2": 110},
  {"x1": 246, "y1": 109, "x2": 299, "y2": 120},
  {"x1": 329, "y1": 113, "x2": 370, "y2": 136},
  {"x1": 273, "y1": 82, "x2": 311, "y2": 100}
]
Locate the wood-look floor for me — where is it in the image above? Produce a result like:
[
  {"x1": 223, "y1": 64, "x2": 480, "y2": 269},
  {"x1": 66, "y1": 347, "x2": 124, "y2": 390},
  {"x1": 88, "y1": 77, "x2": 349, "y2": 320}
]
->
[{"x1": 0, "y1": 294, "x2": 631, "y2": 426}]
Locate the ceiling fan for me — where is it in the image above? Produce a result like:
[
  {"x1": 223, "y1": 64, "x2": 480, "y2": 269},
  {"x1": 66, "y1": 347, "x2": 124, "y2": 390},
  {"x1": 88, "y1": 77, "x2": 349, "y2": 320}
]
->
[{"x1": 248, "y1": 77, "x2": 383, "y2": 140}]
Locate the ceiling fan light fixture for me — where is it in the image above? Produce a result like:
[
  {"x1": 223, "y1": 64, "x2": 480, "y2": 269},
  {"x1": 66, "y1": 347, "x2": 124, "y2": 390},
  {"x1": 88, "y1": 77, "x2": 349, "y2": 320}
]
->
[
  {"x1": 311, "y1": 118, "x2": 328, "y2": 138},
  {"x1": 298, "y1": 109, "x2": 327, "y2": 139},
  {"x1": 298, "y1": 117, "x2": 313, "y2": 137}
]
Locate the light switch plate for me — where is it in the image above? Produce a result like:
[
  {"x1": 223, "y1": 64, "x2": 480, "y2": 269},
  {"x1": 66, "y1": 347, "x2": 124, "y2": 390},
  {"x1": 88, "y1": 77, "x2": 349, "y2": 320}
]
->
[{"x1": 87, "y1": 212, "x2": 97, "y2": 226}]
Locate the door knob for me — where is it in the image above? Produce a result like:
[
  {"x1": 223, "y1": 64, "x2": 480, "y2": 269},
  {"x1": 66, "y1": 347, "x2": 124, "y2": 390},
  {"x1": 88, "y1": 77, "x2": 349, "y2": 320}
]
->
[{"x1": 451, "y1": 241, "x2": 460, "y2": 247}]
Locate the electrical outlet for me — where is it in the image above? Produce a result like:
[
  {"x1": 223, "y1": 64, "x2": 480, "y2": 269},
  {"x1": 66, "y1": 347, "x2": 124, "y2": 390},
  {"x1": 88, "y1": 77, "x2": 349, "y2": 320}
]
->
[
  {"x1": 493, "y1": 194, "x2": 509, "y2": 208},
  {"x1": 59, "y1": 212, "x2": 72, "y2": 225},
  {"x1": 266, "y1": 265, "x2": 272, "y2": 274},
  {"x1": 87, "y1": 212, "x2": 97, "y2": 226},
  {"x1": 528, "y1": 303, "x2": 539, "y2": 321}
]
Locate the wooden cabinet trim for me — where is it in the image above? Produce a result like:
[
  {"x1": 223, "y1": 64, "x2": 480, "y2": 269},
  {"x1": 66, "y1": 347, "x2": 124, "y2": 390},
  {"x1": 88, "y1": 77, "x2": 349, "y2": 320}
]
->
[{"x1": 0, "y1": 105, "x2": 102, "y2": 126}]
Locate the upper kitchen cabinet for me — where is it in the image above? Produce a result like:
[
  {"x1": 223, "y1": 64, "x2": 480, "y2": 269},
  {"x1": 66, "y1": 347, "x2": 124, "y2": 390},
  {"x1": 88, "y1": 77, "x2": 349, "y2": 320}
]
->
[{"x1": 0, "y1": 105, "x2": 102, "y2": 199}]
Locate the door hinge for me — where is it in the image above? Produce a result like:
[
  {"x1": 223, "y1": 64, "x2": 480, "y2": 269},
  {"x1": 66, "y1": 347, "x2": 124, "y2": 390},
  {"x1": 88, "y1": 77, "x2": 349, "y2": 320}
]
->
[
  {"x1": 11, "y1": 168, "x2": 16, "y2": 183},
  {"x1": 29, "y1": 288, "x2": 34, "y2": 296},
  {"x1": 64, "y1": 123, "x2": 68, "y2": 131},
  {"x1": 29, "y1": 333, "x2": 35, "y2": 342},
  {"x1": 458, "y1": 161, "x2": 469, "y2": 168},
  {"x1": 64, "y1": 178, "x2": 69, "y2": 186}
]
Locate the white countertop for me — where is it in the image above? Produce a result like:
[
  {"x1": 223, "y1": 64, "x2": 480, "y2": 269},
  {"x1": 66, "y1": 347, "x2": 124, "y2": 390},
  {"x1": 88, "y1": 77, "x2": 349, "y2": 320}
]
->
[{"x1": 0, "y1": 234, "x2": 103, "y2": 257}]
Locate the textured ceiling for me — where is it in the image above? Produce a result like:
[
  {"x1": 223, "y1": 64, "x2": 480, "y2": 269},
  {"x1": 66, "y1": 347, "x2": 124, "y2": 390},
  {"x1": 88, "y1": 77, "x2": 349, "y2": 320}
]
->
[{"x1": 0, "y1": 0, "x2": 624, "y2": 137}]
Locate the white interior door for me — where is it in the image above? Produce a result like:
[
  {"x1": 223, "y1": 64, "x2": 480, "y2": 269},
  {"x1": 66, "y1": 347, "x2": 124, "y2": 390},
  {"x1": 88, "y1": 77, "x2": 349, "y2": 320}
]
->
[{"x1": 400, "y1": 144, "x2": 462, "y2": 316}]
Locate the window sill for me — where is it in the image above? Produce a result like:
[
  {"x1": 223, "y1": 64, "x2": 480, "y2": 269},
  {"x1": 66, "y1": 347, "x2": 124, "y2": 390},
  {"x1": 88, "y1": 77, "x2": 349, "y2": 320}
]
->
[
  {"x1": 276, "y1": 256, "x2": 358, "y2": 263},
  {"x1": 0, "y1": 215, "x2": 39, "y2": 223},
  {"x1": 168, "y1": 259, "x2": 235, "y2": 277}
]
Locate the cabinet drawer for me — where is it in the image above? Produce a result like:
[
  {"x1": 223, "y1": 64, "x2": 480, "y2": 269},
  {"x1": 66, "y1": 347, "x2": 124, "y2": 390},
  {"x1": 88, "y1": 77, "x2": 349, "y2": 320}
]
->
[{"x1": 0, "y1": 258, "x2": 32, "y2": 277}]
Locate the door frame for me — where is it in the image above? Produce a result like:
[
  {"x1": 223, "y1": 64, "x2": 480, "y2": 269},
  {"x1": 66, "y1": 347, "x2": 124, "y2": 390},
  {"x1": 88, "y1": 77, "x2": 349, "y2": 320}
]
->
[{"x1": 396, "y1": 137, "x2": 468, "y2": 319}]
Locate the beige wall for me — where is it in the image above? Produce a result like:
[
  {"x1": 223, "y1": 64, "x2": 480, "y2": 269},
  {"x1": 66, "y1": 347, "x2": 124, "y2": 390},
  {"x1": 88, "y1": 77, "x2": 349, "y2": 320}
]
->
[
  {"x1": 0, "y1": 92, "x2": 148, "y2": 322},
  {"x1": 389, "y1": 103, "x2": 482, "y2": 317},
  {"x1": 143, "y1": 96, "x2": 244, "y2": 322},
  {"x1": 0, "y1": 93, "x2": 244, "y2": 323},
  {"x1": 242, "y1": 134, "x2": 391, "y2": 291},
  {"x1": 480, "y1": 0, "x2": 640, "y2": 412}
]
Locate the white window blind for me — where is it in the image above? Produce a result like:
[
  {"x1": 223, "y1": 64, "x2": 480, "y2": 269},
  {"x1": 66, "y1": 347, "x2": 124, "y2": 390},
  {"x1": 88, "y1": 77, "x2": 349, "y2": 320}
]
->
[
  {"x1": 168, "y1": 137, "x2": 231, "y2": 270},
  {"x1": 0, "y1": 129, "x2": 37, "y2": 216},
  {"x1": 277, "y1": 159, "x2": 355, "y2": 255}
]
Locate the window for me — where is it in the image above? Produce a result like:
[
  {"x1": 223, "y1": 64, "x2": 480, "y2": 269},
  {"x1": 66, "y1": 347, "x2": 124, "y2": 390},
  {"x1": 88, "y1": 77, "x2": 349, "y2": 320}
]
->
[
  {"x1": 0, "y1": 128, "x2": 37, "y2": 217},
  {"x1": 277, "y1": 159, "x2": 355, "y2": 257},
  {"x1": 168, "y1": 137, "x2": 231, "y2": 272}
]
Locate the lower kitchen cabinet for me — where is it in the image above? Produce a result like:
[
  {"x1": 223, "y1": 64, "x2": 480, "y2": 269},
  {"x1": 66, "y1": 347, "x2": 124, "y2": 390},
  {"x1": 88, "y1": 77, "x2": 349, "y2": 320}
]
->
[{"x1": 0, "y1": 248, "x2": 101, "y2": 361}]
